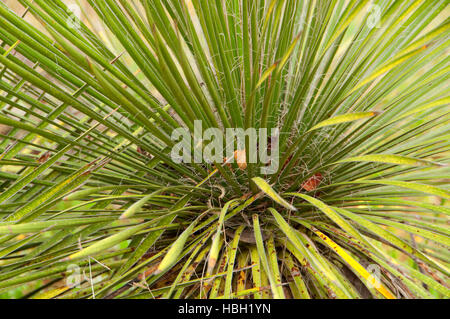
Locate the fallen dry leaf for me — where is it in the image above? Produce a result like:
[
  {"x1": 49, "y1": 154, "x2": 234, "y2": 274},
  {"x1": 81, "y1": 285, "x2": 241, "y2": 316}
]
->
[{"x1": 301, "y1": 172, "x2": 323, "y2": 192}]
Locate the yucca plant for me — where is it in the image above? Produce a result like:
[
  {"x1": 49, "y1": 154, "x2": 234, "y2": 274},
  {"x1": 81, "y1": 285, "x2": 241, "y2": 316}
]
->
[{"x1": 0, "y1": 0, "x2": 448, "y2": 299}]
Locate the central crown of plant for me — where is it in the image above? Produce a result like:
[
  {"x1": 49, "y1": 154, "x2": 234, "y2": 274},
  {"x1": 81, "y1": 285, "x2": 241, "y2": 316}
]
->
[{"x1": 0, "y1": 0, "x2": 448, "y2": 299}]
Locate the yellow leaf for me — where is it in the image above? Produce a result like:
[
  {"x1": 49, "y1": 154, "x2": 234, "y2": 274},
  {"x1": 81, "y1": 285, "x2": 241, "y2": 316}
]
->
[{"x1": 252, "y1": 177, "x2": 296, "y2": 211}]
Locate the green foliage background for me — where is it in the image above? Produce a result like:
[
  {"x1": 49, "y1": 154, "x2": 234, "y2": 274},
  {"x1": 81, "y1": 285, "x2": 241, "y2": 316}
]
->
[{"x1": 0, "y1": 0, "x2": 449, "y2": 299}]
